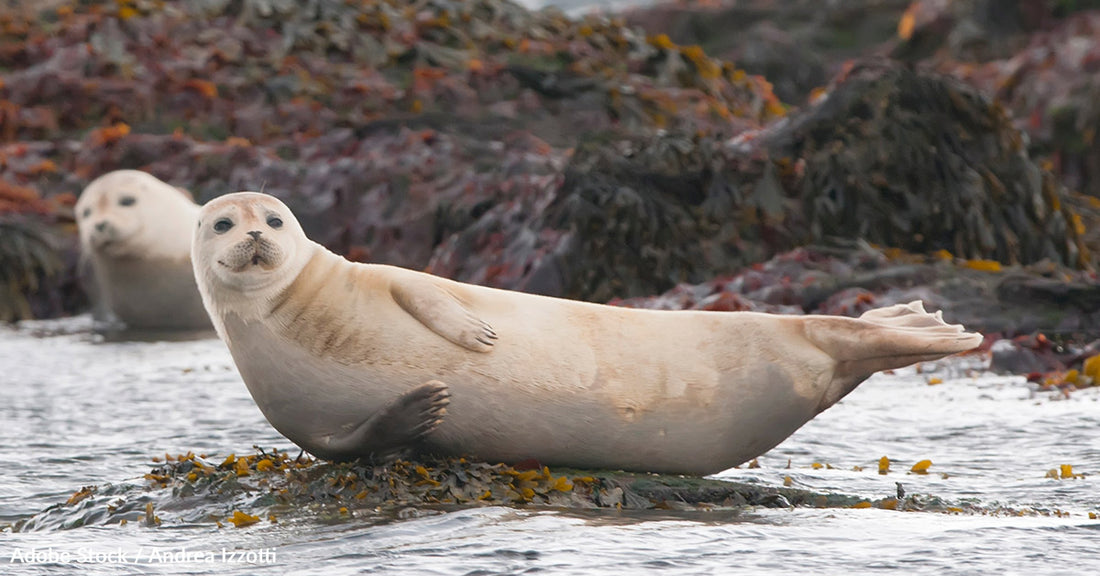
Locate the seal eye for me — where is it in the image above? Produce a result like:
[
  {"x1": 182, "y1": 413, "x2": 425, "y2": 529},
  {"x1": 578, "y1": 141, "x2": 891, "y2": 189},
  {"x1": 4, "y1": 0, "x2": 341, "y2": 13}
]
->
[
  {"x1": 213, "y1": 218, "x2": 234, "y2": 234},
  {"x1": 82, "y1": 207, "x2": 92, "y2": 219},
  {"x1": 119, "y1": 196, "x2": 136, "y2": 207},
  {"x1": 267, "y1": 216, "x2": 283, "y2": 229}
]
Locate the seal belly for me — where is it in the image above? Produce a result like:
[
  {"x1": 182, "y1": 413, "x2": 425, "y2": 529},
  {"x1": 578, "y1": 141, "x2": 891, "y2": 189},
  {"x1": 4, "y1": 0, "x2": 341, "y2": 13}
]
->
[
  {"x1": 415, "y1": 303, "x2": 822, "y2": 474},
  {"x1": 222, "y1": 312, "x2": 407, "y2": 454}
]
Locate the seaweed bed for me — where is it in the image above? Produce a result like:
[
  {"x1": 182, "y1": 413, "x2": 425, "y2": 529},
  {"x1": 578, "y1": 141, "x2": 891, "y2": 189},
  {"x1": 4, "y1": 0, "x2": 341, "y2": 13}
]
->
[{"x1": 9, "y1": 447, "x2": 1077, "y2": 532}]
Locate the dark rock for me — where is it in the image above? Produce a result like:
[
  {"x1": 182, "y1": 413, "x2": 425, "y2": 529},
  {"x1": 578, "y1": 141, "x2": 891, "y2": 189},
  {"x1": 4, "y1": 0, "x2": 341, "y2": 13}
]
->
[
  {"x1": 625, "y1": 0, "x2": 912, "y2": 104},
  {"x1": 927, "y1": 9, "x2": 1100, "y2": 199},
  {"x1": 989, "y1": 338, "x2": 1048, "y2": 374},
  {"x1": 448, "y1": 60, "x2": 1093, "y2": 303},
  {"x1": 763, "y1": 60, "x2": 1088, "y2": 269},
  {"x1": 617, "y1": 242, "x2": 1100, "y2": 344}
]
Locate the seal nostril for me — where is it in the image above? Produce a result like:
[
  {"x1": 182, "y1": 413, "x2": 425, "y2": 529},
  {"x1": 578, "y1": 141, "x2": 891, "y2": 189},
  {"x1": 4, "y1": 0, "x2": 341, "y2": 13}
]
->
[
  {"x1": 247, "y1": 230, "x2": 262, "y2": 240},
  {"x1": 95, "y1": 221, "x2": 107, "y2": 232}
]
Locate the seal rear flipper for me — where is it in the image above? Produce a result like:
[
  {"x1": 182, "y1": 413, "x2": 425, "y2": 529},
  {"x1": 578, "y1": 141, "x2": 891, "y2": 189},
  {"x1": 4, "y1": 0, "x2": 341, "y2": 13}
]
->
[
  {"x1": 805, "y1": 300, "x2": 982, "y2": 367},
  {"x1": 391, "y1": 280, "x2": 498, "y2": 352},
  {"x1": 803, "y1": 301, "x2": 983, "y2": 411},
  {"x1": 314, "y1": 380, "x2": 451, "y2": 462}
]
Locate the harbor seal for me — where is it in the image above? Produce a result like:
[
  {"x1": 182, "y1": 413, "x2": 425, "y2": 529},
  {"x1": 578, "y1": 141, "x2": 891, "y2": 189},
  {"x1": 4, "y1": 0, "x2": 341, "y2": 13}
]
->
[
  {"x1": 76, "y1": 170, "x2": 211, "y2": 331},
  {"x1": 193, "y1": 192, "x2": 983, "y2": 475}
]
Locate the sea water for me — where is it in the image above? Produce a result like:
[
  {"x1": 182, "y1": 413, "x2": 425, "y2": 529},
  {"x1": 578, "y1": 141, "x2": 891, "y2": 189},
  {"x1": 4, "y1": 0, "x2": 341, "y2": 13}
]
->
[{"x1": 1, "y1": 317, "x2": 1096, "y2": 575}]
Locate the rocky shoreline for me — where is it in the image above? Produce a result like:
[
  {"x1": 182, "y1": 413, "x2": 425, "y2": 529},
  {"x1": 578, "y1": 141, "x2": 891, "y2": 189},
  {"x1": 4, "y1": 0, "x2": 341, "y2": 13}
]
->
[{"x1": 1, "y1": 0, "x2": 1098, "y2": 375}]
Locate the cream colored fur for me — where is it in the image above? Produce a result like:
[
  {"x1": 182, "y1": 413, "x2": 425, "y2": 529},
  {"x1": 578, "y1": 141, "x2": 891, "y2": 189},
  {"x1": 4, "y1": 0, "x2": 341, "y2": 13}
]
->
[
  {"x1": 193, "y1": 192, "x2": 983, "y2": 475},
  {"x1": 76, "y1": 170, "x2": 211, "y2": 330}
]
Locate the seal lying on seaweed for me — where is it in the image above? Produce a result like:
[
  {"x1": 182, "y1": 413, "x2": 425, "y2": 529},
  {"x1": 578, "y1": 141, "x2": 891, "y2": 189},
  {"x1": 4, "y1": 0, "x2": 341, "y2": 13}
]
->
[{"x1": 192, "y1": 192, "x2": 981, "y2": 475}]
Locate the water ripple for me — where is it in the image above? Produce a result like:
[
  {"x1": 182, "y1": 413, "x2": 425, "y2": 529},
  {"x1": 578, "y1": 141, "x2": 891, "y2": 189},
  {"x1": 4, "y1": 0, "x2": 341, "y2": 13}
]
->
[{"x1": 1, "y1": 318, "x2": 1097, "y2": 574}]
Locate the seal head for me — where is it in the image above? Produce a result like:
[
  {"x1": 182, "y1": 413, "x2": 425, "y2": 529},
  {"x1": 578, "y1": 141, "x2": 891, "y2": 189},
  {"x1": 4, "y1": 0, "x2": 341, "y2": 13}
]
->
[
  {"x1": 76, "y1": 170, "x2": 194, "y2": 260},
  {"x1": 192, "y1": 192, "x2": 314, "y2": 333}
]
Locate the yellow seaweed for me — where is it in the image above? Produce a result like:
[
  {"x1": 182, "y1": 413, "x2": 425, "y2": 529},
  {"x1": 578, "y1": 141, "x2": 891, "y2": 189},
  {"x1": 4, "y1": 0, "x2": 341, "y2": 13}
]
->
[
  {"x1": 228, "y1": 510, "x2": 260, "y2": 527},
  {"x1": 551, "y1": 476, "x2": 573, "y2": 492},
  {"x1": 1083, "y1": 354, "x2": 1100, "y2": 384},
  {"x1": 963, "y1": 259, "x2": 1002, "y2": 272}
]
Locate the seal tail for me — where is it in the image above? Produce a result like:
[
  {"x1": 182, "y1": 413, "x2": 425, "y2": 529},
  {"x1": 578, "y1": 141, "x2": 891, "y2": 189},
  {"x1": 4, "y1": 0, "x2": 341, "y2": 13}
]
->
[{"x1": 801, "y1": 300, "x2": 983, "y2": 411}]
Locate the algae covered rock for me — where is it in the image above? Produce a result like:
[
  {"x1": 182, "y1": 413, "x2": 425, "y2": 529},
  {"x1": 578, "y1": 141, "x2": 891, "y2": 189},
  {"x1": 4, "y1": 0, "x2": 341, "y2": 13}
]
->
[
  {"x1": 926, "y1": 9, "x2": 1100, "y2": 200},
  {"x1": 11, "y1": 446, "x2": 1054, "y2": 532},
  {"x1": 443, "y1": 59, "x2": 1093, "y2": 303},
  {"x1": 0, "y1": 179, "x2": 82, "y2": 321},
  {"x1": 10, "y1": 447, "x2": 983, "y2": 531},
  {"x1": 624, "y1": 0, "x2": 914, "y2": 104},
  {"x1": 0, "y1": 215, "x2": 63, "y2": 321},
  {"x1": 1, "y1": 0, "x2": 1097, "y2": 318},
  {"x1": 0, "y1": 0, "x2": 784, "y2": 316},
  {"x1": 763, "y1": 60, "x2": 1089, "y2": 269}
]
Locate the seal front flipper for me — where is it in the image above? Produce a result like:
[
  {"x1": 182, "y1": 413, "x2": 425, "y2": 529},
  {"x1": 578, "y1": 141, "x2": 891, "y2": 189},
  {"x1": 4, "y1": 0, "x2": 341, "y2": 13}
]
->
[
  {"x1": 315, "y1": 380, "x2": 451, "y2": 462},
  {"x1": 390, "y1": 280, "x2": 498, "y2": 352}
]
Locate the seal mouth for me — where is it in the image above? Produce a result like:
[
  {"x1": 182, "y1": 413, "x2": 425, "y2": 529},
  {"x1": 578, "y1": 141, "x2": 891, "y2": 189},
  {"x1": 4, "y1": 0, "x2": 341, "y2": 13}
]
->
[
  {"x1": 90, "y1": 234, "x2": 133, "y2": 257},
  {"x1": 218, "y1": 254, "x2": 269, "y2": 271},
  {"x1": 89, "y1": 229, "x2": 118, "y2": 249},
  {"x1": 218, "y1": 238, "x2": 280, "y2": 272},
  {"x1": 91, "y1": 236, "x2": 115, "y2": 249}
]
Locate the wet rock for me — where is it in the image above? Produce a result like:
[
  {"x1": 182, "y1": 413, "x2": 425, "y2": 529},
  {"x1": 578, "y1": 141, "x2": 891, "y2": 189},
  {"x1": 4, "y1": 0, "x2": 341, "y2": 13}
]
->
[
  {"x1": 987, "y1": 332, "x2": 1100, "y2": 378},
  {"x1": 625, "y1": 0, "x2": 912, "y2": 104},
  {"x1": 989, "y1": 338, "x2": 1048, "y2": 374},
  {"x1": 0, "y1": 0, "x2": 784, "y2": 317},
  {"x1": 616, "y1": 242, "x2": 1100, "y2": 343},
  {"x1": 927, "y1": 10, "x2": 1100, "y2": 199},
  {"x1": 628, "y1": 0, "x2": 1100, "y2": 252},
  {"x1": 0, "y1": 215, "x2": 64, "y2": 321},
  {"x1": 595, "y1": 486, "x2": 624, "y2": 507},
  {"x1": 762, "y1": 60, "x2": 1088, "y2": 269},
  {"x1": 9, "y1": 447, "x2": 1016, "y2": 531},
  {"x1": 531, "y1": 131, "x2": 789, "y2": 301},
  {"x1": 0, "y1": 175, "x2": 83, "y2": 321},
  {"x1": 892, "y1": 0, "x2": 1071, "y2": 64},
  {"x1": 449, "y1": 60, "x2": 1094, "y2": 303}
]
